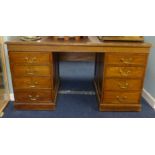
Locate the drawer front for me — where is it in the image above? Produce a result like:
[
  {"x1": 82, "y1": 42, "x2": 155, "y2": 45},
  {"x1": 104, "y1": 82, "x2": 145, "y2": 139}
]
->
[
  {"x1": 12, "y1": 65, "x2": 51, "y2": 77},
  {"x1": 105, "y1": 66, "x2": 145, "y2": 78},
  {"x1": 13, "y1": 77, "x2": 52, "y2": 89},
  {"x1": 106, "y1": 53, "x2": 147, "y2": 66},
  {"x1": 104, "y1": 79, "x2": 142, "y2": 91},
  {"x1": 103, "y1": 91, "x2": 141, "y2": 104},
  {"x1": 14, "y1": 90, "x2": 53, "y2": 103},
  {"x1": 9, "y1": 52, "x2": 51, "y2": 65}
]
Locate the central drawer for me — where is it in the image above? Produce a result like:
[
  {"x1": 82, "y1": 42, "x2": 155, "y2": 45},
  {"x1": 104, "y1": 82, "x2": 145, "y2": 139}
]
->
[
  {"x1": 12, "y1": 65, "x2": 51, "y2": 77},
  {"x1": 14, "y1": 90, "x2": 53, "y2": 103},
  {"x1": 104, "y1": 79, "x2": 142, "y2": 91},
  {"x1": 105, "y1": 66, "x2": 145, "y2": 78},
  {"x1": 13, "y1": 77, "x2": 52, "y2": 89}
]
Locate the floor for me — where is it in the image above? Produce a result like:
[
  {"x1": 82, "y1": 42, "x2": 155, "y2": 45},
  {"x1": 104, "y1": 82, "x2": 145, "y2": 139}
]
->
[{"x1": 3, "y1": 61, "x2": 155, "y2": 118}]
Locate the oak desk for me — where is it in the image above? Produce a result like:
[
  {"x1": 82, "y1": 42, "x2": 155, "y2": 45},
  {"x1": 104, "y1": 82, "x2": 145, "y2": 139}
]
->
[{"x1": 6, "y1": 37, "x2": 151, "y2": 111}]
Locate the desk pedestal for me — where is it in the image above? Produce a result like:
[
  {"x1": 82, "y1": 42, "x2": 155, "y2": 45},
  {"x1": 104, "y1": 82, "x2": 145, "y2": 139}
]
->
[{"x1": 95, "y1": 52, "x2": 148, "y2": 111}]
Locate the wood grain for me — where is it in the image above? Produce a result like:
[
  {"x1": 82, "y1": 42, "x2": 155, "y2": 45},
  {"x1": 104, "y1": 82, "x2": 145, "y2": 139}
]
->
[
  {"x1": 105, "y1": 66, "x2": 145, "y2": 78},
  {"x1": 6, "y1": 36, "x2": 151, "y2": 111},
  {"x1": 9, "y1": 52, "x2": 51, "y2": 65}
]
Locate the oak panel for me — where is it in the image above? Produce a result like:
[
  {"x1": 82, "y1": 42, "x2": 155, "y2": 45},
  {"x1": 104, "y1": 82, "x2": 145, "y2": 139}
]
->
[
  {"x1": 103, "y1": 91, "x2": 141, "y2": 104},
  {"x1": 14, "y1": 90, "x2": 53, "y2": 103},
  {"x1": 9, "y1": 52, "x2": 51, "y2": 65},
  {"x1": 12, "y1": 65, "x2": 51, "y2": 77},
  {"x1": 13, "y1": 77, "x2": 52, "y2": 89},
  {"x1": 105, "y1": 66, "x2": 145, "y2": 78},
  {"x1": 104, "y1": 79, "x2": 142, "y2": 91},
  {"x1": 106, "y1": 53, "x2": 147, "y2": 66}
]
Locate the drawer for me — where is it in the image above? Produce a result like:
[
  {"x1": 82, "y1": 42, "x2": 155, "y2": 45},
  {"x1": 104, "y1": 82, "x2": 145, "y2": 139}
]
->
[
  {"x1": 105, "y1": 66, "x2": 145, "y2": 78},
  {"x1": 14, "y1": 90, "x2": 53, "y2": 103},
  {"x1": 12, "y1": 65, "x2": 51, "y2": 77},
  {"x1": 106, "y1": 53, "x2": 147, "y2": 66},
  {"x1": 103, "y1": 91, "x2": 141, "y2": 104},
  {"x1": 104, "y1": 79, "x2": 142, "y2": 91},
  {"x1": 9, "y1": 52, "x2": 51, "y2": 65},
  {"x1": 13, "y1": 77, "x2": 52, "y2": 89}
]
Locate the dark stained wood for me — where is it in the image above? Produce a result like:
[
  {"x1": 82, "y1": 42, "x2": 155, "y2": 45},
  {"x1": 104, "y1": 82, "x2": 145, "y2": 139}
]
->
[
  {"x1": 105, "y1": 66, "x2": 145, "y2": 78},
  {"x1": 9, "y1": 52, "x2": 51, "y2": 65},
  {"x1": 14, "y1": 103, "x2": 56, "y2": 110},
  {"x1": 99, "y1": 104, "x2": 141, "y2": 112},
  {"x1": 59, "y1": 52, "x2": 95, "y2": 61},
  {"x1": 105, "y1": 53, "x2": 148, "y2": 66},
  {"x1": 6, "y1": 36, "x2": 151, "y2": 48},
  {"x1": 102, "y1": 91, "x2": 141, "y2": 104},
  {"x1": 14, "y1": 90, "x2": 53, "y2": 103},
  {"x1": 95, "y1": 52, "x2": 149, "y2": 111},
  {"x1": 6, "y1": 37, "x2": 151, "y2": 111},
  {"x1": 13, "y1": 77, "x2": 52, "y2": 89},
  {"x1": 104, "y1": 79, "x2": 143, "y2": 91},
  {"x1": 8, "y1": 50, "x2": 59, "y2": 110},
  {"x1": 11, "y1": 65, "x2": 51, "y2": 77}
]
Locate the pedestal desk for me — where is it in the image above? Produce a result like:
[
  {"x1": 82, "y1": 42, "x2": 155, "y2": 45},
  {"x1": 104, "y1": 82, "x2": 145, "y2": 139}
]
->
[{"x1": 6, "y1": 37, "x2": 151, "y2": 111}]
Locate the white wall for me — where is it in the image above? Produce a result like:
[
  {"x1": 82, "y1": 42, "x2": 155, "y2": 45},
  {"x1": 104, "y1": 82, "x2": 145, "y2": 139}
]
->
[{"x1": 144, "y1": 37, "x2": 155, "y2": 99}]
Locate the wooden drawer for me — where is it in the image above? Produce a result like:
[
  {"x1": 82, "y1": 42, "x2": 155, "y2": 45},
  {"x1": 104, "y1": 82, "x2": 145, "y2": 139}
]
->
[
  {"x1": 14, "y1": 90, "x2": 53, "y2": 103},
  {"x1": 12, "y1": 65, "x2": 51, "y2": 77},
  {"x1": 106, "y1": 53, "x2": 147, "y2": 66},
  {"x1": 105, "y1": 66, "x2": 145, "y2": 78},
  {"x1": 9, "y1": 52, "x2": 51, "y2": 65},
  {"x1": 103, "y1": 91, "x2": 141, "y2": 104},
  {"x1": 104, "y1": 79, "x2": 142, "y2": 91},
  {"x1": 13, "y1": 77, "x2": 52, "y2": 89}
]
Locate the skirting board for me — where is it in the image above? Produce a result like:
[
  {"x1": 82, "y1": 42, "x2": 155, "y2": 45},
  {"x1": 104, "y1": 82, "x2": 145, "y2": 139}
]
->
[
  {"x1": 142, "y1": 89, "x2": 155, "y2": 109},
  {"x1": 10, "y1": 93, "x2": 15, "y2": 101}
]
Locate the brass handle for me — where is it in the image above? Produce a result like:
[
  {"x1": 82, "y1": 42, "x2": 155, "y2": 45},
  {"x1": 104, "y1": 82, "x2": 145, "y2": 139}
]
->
[
  {"x1": 116, "y1": 96, "x2": 127, "y2": 102},
  {"x1": 26, "y1": 68, "x2": 37, "y2": 75},
  {"x1": 29, "y1": 82, "x2": 39, "y2": 88},
  {"x1": 120, "y1": 58, "x2": 133, "y2": 64},
  {"x1": 28, "y1": 94, "x2": 39, "y2": 101},
  {"x1": 119, "y1": 68, "x2": 131, "y2": 77},
  {"x1": 118, "y1": 82, "x2": 129, "y2": 89},
  {"x1": 29, "y1": 85, "x2": 36, "y2": 88},
  {"x1": 24, "y1": 57, "x2": 37, "y2": 64}
]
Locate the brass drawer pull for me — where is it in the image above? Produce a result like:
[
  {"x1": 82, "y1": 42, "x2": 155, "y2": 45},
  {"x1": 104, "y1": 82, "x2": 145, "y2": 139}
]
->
[
  {"x1": 29, "y1": 85, "x2": 36, "y2": 88},
  {"x1": 26, "y1": 68, "x2": 37, "y2": 75},
  {"x1": 119, "y1": 68, "x2": 131, "y2": 77},
  {"x1": 29, "y1": 82, "x2": 39, "y2": 88},
  {"x1": 120, "y1": 58, "x2": 133, "y2": 64},
  {"x1": 118, "y1": 82, "x2": 129, "y2": 89},
  {"x1": 116, "y1": 96, "x2": 127, "y2": 102},
  {"x1": 24, "y1": 57, "x2": 37, "y2": 64},
  {"x1": 28, "y1": 94, "x2": 40, "y2": 101}
]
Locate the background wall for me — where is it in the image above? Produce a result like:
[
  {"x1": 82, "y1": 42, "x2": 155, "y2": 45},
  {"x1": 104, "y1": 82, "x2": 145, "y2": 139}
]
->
[
  {"x1": 144, "y1": 36, "x2": 155, "y2": 98},
  {"x1": 3, "y1": 37, "x2": 155, "y2": 103},
  {"x1": 3, "y1": 36, "x2": 13, "y2": 94}
]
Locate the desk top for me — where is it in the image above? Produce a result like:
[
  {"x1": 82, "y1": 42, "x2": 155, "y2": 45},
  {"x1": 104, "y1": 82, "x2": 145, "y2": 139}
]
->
[{"x1": 6, "y1": 36, "x2": 151, "y2": 48}]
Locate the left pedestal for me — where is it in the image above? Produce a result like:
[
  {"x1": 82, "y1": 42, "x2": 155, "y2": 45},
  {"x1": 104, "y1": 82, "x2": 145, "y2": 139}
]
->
[{"x1": 9, "y1": 51, "x2": 59, "y2": 110}]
